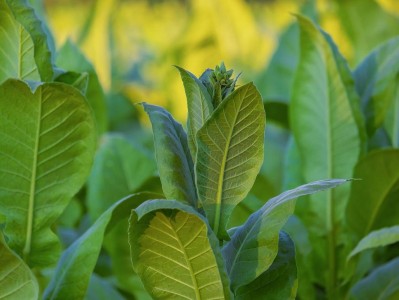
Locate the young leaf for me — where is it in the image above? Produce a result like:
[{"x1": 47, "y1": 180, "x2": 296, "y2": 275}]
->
[
  {"x1": 129, "y1": 200, "x2": 232, "y2": 300},
  {"x1": 347, "y1": 225, "x2": 399, "y2": 261},
  {"x1": 222, "y1": 179, "x2": 349, "y2": 291},
  {"x1": 346, "y1": 149, "x2": 399, "y2": 237},
  {"x1": 0, "y1": 79, "x2": 95, "y2": 267},
  {"x1": 176, "y1": 66, "x2": 213, "y2": 158},
  {"x1": 235, "y1": 231, "x2": 297, "y2": 300},
  {"x1": 142, "y1": 103, "x2": 197, "y2": 207},
  {"x1": 43, "y1": 193, "x2": 156, "y2": 300},
  {"x1": 353, "y1": 36, "x2": 399, "y2": 137},
  {"x1": 350, "y1": 257, "x2": 399, "y2": 300},
  {"x1": 56, "y1": 40, "x2": 108, "y2": 134},
  {"x1": 0, "y1": 0, "x2": 54, "y2": 82},
  {"x1": 0, "y1": 233, "x2": 38, "y2": 300},
  {"x1": 196, "y1": 82, "x2": 265, "y2": 239}
]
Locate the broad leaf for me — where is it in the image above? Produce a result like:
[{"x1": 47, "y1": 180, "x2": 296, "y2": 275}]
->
[
  {"x1": 196, "y1": 82, "x2": 265, "y2": 239},
  {"x1": 56, "y1": 40, "x2": 108, "y2": 134},
  {"x1": 85, "y1": 274, "x2": 125, "y2": 300},
  {"x1": 348, "y1": 225, "x2": 399, "y2": 260},
  {"x1": 0, "y1": 79, "x2": 95, "y2": 267},
  {"x1": 54, "y1": 71, "x2": 89, "y2": 95},
  {"x1": 0, "y1": 233, "x2": 38, "y2": 300},
  {"x1": 235, "y1": 231, "x2": 297, "y2": 300},
  {"x1": 129, "y1": 200, "x2": 232, "y2": 300},
  {"x1": 222, "y1": 179, "x2": 349, "y2": 291},
  {"x1": 176, "y1": 66, "x2": 213, "y2": 158},
  {"x1": 346, "y1": 149, "x2": 399, "y2": 237},
  {"x1": 353, "y1": 37, "x2": 399, "y2": 137},
  {"x1": 143, "y1": 103, "x2": 197, "y2": 207},
  {"x1": 43, "y1": 193, "x2": 156, "y2": 300},
  {"x1": 291, "y1": 15, "x2": 361, "y2": 226},
  {"x1": 350, "y1": 257, "x2": 399, "y2": 300},
  {"x1": 0, "y1": 0, "x2": 53, "y2": 82}
]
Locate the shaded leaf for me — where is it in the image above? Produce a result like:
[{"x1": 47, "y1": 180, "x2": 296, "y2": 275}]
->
[
  {"x1": 85, "y1": 274, "x2": 125, "y2": 300},
  {"x1": 0, "y1": 79, "x2": 95, "y2": 267},
  {"x1": 222, "y1": 179, "x2": 349, "y2": 291},
  {"x1": 129, "y1": 200, "x2": 232, "y2": 300},
  {"x1": 43, "y1": 193, "x2": 156, "y2": 300},
  {"x1": 196, "y1": 82, "x2": 265, "y2": 239},
  {"x1": 143, "y1": 103, "x2": 197, "y2": 207},
  {"x1": 0, "y1": 233, "x2": 38, "y2": 300}
]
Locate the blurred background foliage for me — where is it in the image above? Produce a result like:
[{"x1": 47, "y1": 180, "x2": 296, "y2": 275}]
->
[{"x1": 31, "y1": 0, "x2": 399, "y2": 121}]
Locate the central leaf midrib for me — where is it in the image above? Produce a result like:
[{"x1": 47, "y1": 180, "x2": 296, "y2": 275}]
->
[
  {"x1": 23, "y1": 88, "x2": 42, "y2": 263},
  {"x1": 213, "y1": 96, "x2": 243, "y2": 235}
]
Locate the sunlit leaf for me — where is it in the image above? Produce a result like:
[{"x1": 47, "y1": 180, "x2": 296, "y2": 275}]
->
[
  {"x1": 0, "y1": 79, "x2": 95, "y2": 267},
  {"x1": 196, "y1": 82, "x2": 265, "y2": 239}
]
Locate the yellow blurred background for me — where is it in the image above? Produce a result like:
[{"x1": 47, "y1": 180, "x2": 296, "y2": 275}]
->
[{"x1": 42, "y1": 0, "x2": 399, "y2": 121}]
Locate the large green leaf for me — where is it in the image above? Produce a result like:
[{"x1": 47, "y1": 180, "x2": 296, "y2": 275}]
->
[
  {"x1": 353, "y1": 37, "x2": 399, "y2": 137},
  {"x1": 176, "y1": 66, "x2": 213, "y2": 158},
  {"x1": 348, "y1": 225, "x2": 399, "y2": 260},
  {"x1": 235, "y1": 231, "x2": 297, "y2": 300},
  {"x1": 43, "y1": 193, "x2": 156, "y2": 300},
  {"x1": 346, "y1": 149, "x2": 399, "y2": 237},
  {"x1": 56, "y1": 40, "x2": 108, "y2": 134},
  {"x1": 222, "y1": 179, "x2": 349, "y2": 292},
  {"x1": 196, "y1": 82, "x2": 265, "y2": 239},
  {"x1": 86, "y1": 134, "x2": 156, "y2": 298},
  {"x1": 350, "y1": 257, "x2": 399, "y2": 300},
  {"x1": 0, "y1": 0, "x2": 53, "y2": 82},
  {"x1": 143, "y1": 103, "x2": 197, "y2": 207},
  {"x1": 0, "y1": 79, "x2": 95, "y2": 267},
  {"x1": 0, "y1": 233, "x2": 38, "y2": 300},
  {"x1": 129, "y1": 200, "x2": 232, "y2": 300}
]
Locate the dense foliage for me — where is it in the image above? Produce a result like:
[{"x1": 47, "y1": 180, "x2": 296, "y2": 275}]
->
[{"x1": 1, "y1": 0, "x2": 399, "y2": 300}]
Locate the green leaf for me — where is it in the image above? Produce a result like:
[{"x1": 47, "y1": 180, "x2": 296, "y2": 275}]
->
[
  {"x1": 43, "y1": 193, "x2": 156, "y2": 300},
  {"x1": 346, "y1": 149, "x2": 399, "y2": 237},
  {"x1": 196, "y1": 82, "x2": 265, "y2": 239},
  {"x1": 222, "y1": 179, "x2": 349, "y2": 291},
  {"x1": 354, "y1": 36, "x2": 399, "y2": 137},
  {"x1": 235, "y1": 231, "x2": 297, "y2": 300},
  {"x1": 176, "y1": 66, "x2": 213, "y2": 158},
  {"x1": 0, "y1": 79, "x2": 95, "y2": 267},
  {"x1": 142, "y1": 103, "x2": 197, "y2": 207},
  {"x1": 350, "y1": 257, "x2": 399, "y2": 300},
  {"x1": 56, "y1": 40, "x2": 108, "y2": 134},
  {"x1": 85, "y1": 274, "x2": 125, "y2": 300},
  {"x1": 54, "y1": 71, "x2": 89, "y2": 95},
  {"x1": 291, "y1": 15, "x2": 362, "y2": 225},
  {"x1": 348, "y1": 225, "x2": 399, "y2": 261},
  {"x1": 384, "y1": 84, "x2": 399, "y2": 147},
  {"x1": 0, "y1": 0, "x2": 53, "y2": 82},
  {"x1": 0, "y1": 233, "x2": 38, "y2": 300},
  {"x1": 129, "y1": 200, "x2": 232, "y2": 300}
]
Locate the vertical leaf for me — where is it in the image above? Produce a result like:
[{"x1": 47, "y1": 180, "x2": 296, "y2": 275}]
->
[
  {"x1": 196, "y1": 82, "x2": 265, "y2": 239},
  {"x1": 0, "y1": 79, "x2": 95, "y2": 267},
  {"x1": 0, "y1": 233, "x2": 38, "y2": 300},
  {"x1": 143, "y1": 103, "x2": 197, "y2": 207},
  {"x1": 129, "y1": 200, "x2": 232, "y2": 300},
  {"x1": 176, "y1": 66, "x2": 213, "y2": 158}
]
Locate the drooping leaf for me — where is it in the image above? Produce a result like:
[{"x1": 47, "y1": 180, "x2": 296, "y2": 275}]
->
[
  {"x1": 176, "y1": 66, "x2": 213, "y2": 158},
  {"x1": 129, "y1": 199, "x2": 232, "y2": 300},
  {"x1": 56, "y1": 40, "x2": 108, "y2": 134},
  {"x1": 43, "y1": 193, "x2": 156, "y2": 300},
  {"x1": 348, "y1": 225, "x2": 399, "y2": 260},
  {"x1": 346, "y1": 149, "x2": 399, "y2": 237},
  {"x1": 353, "y1": 36, "x2": 399, "y2": 137},
  {"x1": 291, "y1": 15, "x2": 361, "y2": 226},
  {"x1": 350, "y1": 257, "x2": 399, "y2": 300},
  {"x1": 86, "y1": 134, "x2": 157, "y2": 298},
  {"x1": 0, "y1": 233, "x2": 38, "y2": 300},
  {"x1": 0, "y1": 0, "x2": 53, "y2": 82},
  {"x1": 0, "y1": 79, "x2": 95, "y2": 267},
  {"x1": 222, "y1": 179, "x2": 349, "y2": 291},
  {"x1": 196, "y1": 82, "x2": 265, "y2": 239},
  {"x1": 142, "y1": 103, "x2": 197, "y2": 207},
  {"x1": 235, "y1": 231, "x2": 297, "y2": 300}
]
